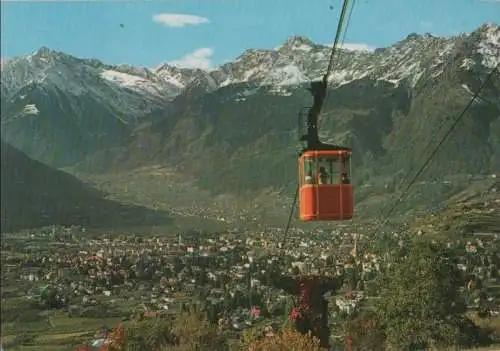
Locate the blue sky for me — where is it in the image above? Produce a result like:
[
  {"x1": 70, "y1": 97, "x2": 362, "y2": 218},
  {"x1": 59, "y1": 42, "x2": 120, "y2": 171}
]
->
[{"x1": 1, "y1": 0, "x2": 498, "y2": 69}]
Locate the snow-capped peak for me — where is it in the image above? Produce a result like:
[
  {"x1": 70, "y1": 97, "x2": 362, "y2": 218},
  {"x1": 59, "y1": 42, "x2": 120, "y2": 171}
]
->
[
  {"x1": 481, "y1": 22, "x2": 499, "y2": 32},
  {"x1": 130, "y1": 23, "x2": 500, "y2": 96},
  {"x1": 153, "y1": 63, "x2": 199, "y2": 89},
  {"x1": 100, "y1": 69, "x2": 177, "y2": 96},
  {"x1": 475, "y1": 23, "x2": 500, "y2": 69},
  {"x1": 279, "y1": 35, "x2": 315, "y2": 51},
  {"x1": 32, "y1": 46, "x2": 55, "y2": 57},
  {"x1": 2, "y1": 23, "x2": 497, "y2": 102}
]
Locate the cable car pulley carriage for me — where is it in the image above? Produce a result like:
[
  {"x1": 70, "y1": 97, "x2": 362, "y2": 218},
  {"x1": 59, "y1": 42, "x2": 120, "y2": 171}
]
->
[{"x1": 296, "y1": 0, "x2": 354, "y2": 221}]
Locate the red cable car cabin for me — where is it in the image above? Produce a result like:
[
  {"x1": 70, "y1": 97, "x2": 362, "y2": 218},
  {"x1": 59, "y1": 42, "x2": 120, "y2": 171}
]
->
[{"x1": 298, "y1": 149, "x2": 353, "y2": 221}]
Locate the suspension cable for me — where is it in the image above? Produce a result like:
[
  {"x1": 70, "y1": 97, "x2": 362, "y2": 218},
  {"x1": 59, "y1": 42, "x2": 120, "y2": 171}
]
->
[
  {"x1": 376, "y1": 59, "x2": 465, "y2": 223},
  {"x1": 278, "y1": 0, "x2": 355, "y2": 255},
  {"x1": 324, "y1": 0, "x2": 353, "y2": 83},
  {"x1": 278, "y1": 186, "x2": 299, "y2": 259},
  {"x1": 335, "y1": 0, "x2": 356, "y2": 68},
  {"x1": 318, "y1": 0, "x2": 355, "y2": 133},
  {"x1": 320, "y1": 63, "x2": 499, "y2": 269},
  {"x1": 371, "y1": 63, "x2": 498, "y2": 238}
]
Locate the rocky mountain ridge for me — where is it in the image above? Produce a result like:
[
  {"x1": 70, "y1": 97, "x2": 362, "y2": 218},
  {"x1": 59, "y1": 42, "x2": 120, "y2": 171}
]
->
[{"x1": 3, "y1": 23, "x2": 497, "y2": 103}]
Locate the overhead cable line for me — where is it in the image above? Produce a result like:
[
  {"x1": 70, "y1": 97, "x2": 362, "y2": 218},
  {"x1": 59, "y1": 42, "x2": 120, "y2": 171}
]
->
[
  {"x1": 318, "y1": 0, "x2": 356, "y2": 133},
  {"x1": 324, "y1": 0, "x2": 354, "y2": 83},
  {"x1": 370, "y1": 63, "x2": 499, "y2": 239},
  {"x1": 278, "y1": 0, "x2": 356, "y2": 255},
  {"x1": 321, "y1": 63, "x2": 498, "y2": 269}
]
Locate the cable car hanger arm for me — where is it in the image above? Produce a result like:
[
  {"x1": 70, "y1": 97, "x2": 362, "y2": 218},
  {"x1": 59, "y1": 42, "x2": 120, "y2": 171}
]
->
[{"x1": 301, "y1": 0, "x2": 352, "y2": 150}]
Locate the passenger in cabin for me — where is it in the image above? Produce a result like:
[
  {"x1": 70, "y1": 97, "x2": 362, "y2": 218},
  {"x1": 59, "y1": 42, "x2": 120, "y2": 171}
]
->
[
  {"x1": 341, "y1": 172, "x2": 350, "y2": 184},
  {"x1": 317, "y1": 167, "x2": 328, "y2": 184},
  {"x1": 305, "y1": 174, "x2": 314, "y2": 184}
]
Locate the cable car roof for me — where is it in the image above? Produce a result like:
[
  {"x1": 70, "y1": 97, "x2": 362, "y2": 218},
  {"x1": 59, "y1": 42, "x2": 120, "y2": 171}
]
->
[
  {"x1": 300, "y1": 144, "x2": 352, "y2": 157},
  {"x1": 300, "y1": 149, "x2": 351, "y2": 157}
]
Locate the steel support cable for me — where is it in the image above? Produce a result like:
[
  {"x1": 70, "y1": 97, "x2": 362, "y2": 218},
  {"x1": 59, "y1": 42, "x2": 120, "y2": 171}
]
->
[
  {"x1": 371, "y1": 63, "x2": 499, "y2": 238},
  {"x1": 320, "y1": 63, "x2": 498, "y2": 270},
  {"x1": 278, "y1": 0, "x2": 356, "y2": 255},
  {"x1": 364, "y1": 40, "x2": 457, "y2": 186},
  {"x1": 358, "y1": 28, "x2": 460, "y2": 184},
  {"x1": 398, "y1": 37, "x2": 495, "y2": 181},
  {"x1": 369, "y1": 60, "x2": 498, "y2": 234},
  {"x1": 278, "y1": 186, "x2": 299, "y2": 259},
  {"x1": 318, "y1": 0, "x2": 356, "y2": 132},
  {"x1": 335, "y1": 0, "x2": 356, "y2": 67},
  {"x1": 400, "y1": 54, "x2": 467, "y2": 181},
  {"x1": 324, "y1": 0, "x2": 353, "y2": 83}
]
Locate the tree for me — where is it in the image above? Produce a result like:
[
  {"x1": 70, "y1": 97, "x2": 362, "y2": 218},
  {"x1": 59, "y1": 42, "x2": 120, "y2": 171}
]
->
[
  {"x1": 99, "y1": 323, "x2": 125, "y2": 351},
  {"x1": 39, "y1": 285, "x2": 66, "y2": 309},
  {"x1": 74, "y1": 345, "x2": 92, "y2": 351},
  {"x1": 170, "y1": 311, "x2": 229, "y2": 351},
  {"x1": 100, "y1": 319, "x2": 177, "y2": 351},
  {"x1": 247, "y1": 330, "x2": 326, "y2": 351},
  {"x1": 134, "y1": 318, "x2": 177, "y2": 350},
  {"x1": 374, "y1": 240, "x2": 468, "y2": 350},
  {"x1": 269, "y1": 272, "x2": 344, "y2": 349},
  {"x1": 344, "y1": 310, "x2": 386, "y2": 351}
]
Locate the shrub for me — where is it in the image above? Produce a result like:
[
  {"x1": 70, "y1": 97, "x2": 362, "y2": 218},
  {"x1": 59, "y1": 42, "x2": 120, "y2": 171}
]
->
[{"x1": 247, "y1": 330, "x2": 326, "y2": 351}]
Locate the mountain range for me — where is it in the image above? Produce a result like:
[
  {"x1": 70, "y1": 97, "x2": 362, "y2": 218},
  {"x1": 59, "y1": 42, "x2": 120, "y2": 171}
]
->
[{"x1": 1, "y1": 22, "x2": 499, "y2": 225}]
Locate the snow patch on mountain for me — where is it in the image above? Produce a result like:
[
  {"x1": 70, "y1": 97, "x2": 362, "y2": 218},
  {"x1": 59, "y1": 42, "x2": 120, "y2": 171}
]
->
[
  {"x1": 461, "y1": 83, "x2": 474, "y2": 95},
  {"x1": 153, "y1": 63, "x2": 199, "y2": 89},
  {"x1": 23, "y1": 104, "x2": 39, "y2": 115},
  {"x1": 268, "y1": 86, "x2": 293, "y2": 96},
  {"x1": 476, "y1": 23, "x2": 500, "y2": 69},
  {"x1": 262, "y1": 64, "x2": 309, "y2": 86},
  {"x1": 100, "y1": 69, "x2": 171, "y2": 96},
  {"x1": 461, "y1": 58, "x2": 475, "y2": 70}
]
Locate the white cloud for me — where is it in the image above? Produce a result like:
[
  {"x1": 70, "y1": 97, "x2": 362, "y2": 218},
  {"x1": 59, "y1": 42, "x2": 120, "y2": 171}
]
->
[
  {"x1": 339, "y1": 43, "x2": 376, "y2": 52},
  {"x1": 152, "y1": 13, "x2": 210, "y2": 28},
  {"x1": 168, "y1": 48, "x2": 214, "y2": 69}
]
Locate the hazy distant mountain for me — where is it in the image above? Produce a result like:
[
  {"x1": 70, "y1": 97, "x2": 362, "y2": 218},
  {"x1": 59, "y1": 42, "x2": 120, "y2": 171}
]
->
[{"x1": 0, "y1": 140, "x2": 171, "y2": 232}]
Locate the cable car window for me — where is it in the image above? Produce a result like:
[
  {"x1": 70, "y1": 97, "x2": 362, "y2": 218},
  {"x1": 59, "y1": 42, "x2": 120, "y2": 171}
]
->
[
  {"x1": 330, "y1": 157, "x2": 341, "y2": 184},
  {"x1": 341, "y1": 154, "x2": 351, "y2": 184},
  {"x1": 303, "y1": 157, "x2": 314, "y2": 184},
  {"x1": 340, "y1": 154, "x2": 351, "y2": 184},
  {"x1": 302, "y1": 155, "x2": 351, "y2": 185},
  {"x1": 313, "y1": 157, "x2": 339, "y2": 184},
  {"x1": 316, "y1": 157, "x2": 330, "y2": 184},
  {"x1": 342, "y1": 154, "x2": 351, "y2": 176}
]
